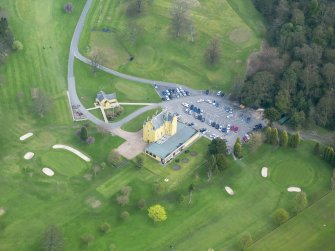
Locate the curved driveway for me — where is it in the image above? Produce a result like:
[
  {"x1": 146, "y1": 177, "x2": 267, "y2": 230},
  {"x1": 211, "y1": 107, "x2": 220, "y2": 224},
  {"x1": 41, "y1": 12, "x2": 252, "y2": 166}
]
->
[{"x1": 67, "y1": 0, "x2": 193, "y2": 131}]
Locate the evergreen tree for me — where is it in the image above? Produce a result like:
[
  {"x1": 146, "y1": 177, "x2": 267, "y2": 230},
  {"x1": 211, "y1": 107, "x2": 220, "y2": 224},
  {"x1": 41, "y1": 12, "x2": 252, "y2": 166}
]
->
[
  {"x1": 80, "y1": 126, "x2": 88, "y2": 141},
  {"x1": 234, "y1": 137, "x2": 242, "y2": 158},
  {"x1": 279, "y1": 130, "x2": 288, "y2": 147},
  {"x1": 289, "y1": 133, "x2": 300, "y2": 148},
  {"x1": 313, "y1": 142, "x2": 320, "y2": 155},
  {"x1": 270, "y1": 128, "x2": 279, "y2": 145},
  {"x1": 265, "y1": 127, "x2": 272, "y2": 144}
]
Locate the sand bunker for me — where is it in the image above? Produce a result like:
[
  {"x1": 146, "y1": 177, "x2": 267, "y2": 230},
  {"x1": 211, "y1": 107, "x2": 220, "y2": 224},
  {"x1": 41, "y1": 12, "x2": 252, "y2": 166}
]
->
[
  {"x1": 229, "y1": 28, "x2": 251, "y2": 43},
  {"x1": 42, "y1": 167, "x2": 54, "y2": 177},
  {"x1": 287, "y1": 187, "x2": 301, "y2": 192},
  {"x1": 225, "y1": 186, "x2": 234, "y2": 196},
  {"x1": 261, "y1": 167, "x2": 268, "y2": 178},
  {"x1": 20, "y1": 132, "x2": 33, "y2": 141},
  {"x1": 0, "y1": 208, "x2": 5, "y2": 216},
  {"x1": 164, "y1": 178, "x2": 169, "y2": 182},
  {"x1": 24, "y1": 152, "x2": 34, "y2": 160},
  {"x1": 52, "y1": 144, "x2": 90, "y2": 162}
]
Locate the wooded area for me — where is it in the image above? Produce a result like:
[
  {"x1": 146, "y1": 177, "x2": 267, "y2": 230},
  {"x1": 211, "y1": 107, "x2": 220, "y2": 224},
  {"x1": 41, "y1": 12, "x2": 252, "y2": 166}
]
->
[
  {"x1": 233, "y1": 0, "x2": 335, "y2": 129},
  {"x1": 0, "y1": 15, "x2": 13, "y2": 64}
]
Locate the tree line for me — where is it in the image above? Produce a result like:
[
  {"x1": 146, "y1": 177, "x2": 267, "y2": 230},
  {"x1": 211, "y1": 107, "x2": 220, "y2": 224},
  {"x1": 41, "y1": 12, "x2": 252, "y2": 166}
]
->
[{"x1": 231, "y1": 0, "x2": 335, "y2": 130}]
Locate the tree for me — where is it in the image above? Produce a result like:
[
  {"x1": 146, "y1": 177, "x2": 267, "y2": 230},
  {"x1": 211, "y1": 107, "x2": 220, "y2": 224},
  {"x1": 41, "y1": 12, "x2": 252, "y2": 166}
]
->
[
  {"x1": 120, "y1": 211, "x2": 130, "y2": 221},
  {"x1": 170, "y1": 0, "x2": 190, "y2": 37},
  {"x1": 207, "y1": 155, "x2": 217, "y2": 182},
  {"x1": 188, "y1": 184, "x2": 194, "y2": 204},
  {"x1": 92, "y1": 163, "x2": 101, "y2": 176},
  {"x1": 135, "y1": 155, "x2": 144, "y2": 169},
  {"x1": 64, "y1": 2, "x2": 73, "y2": 13},
  {"x1": 289, "y1": 133, "x2": 300, "y2": 148},
  {"x1": 216, "y1": 153, "x2": 228, "y2": 171},
  {"x1": 239, "y1": 232, "x2": 253, "y2": 251},
  {"x1": 32, "y1": 90, "x2": 53, "y2": 117},
  {"x1": 41, "y1": 225, "x2": 63, "y2": 251},
  {"x1": 81, "y1": 234, "x2": 94, "y2": 246},
  {"x1": 331, "y1": 170, "x2": 335, "y2": 190},
  {"x1": 313, "y1": 142, "x2": 320, "y2": 155},
  {"x1": 148, "y1": 204, "x2": 167, "y2": 222},
  {"x1": 138, "y1": 198, "x2": 146, "y2": 209},
  {"x1": 86, "y1": 136, "x2": 95, "y2": 144},
  {"x1": 248, "y1": 132, "x2": 263, "y2": 152},
  {"x1": 80, "y1": 126, "x2": 88, "y2": 141},
  {"x1": 91, "y1": 50, "x2": 102, "y2": 75},
  {"x1": 274, "y1": 208, "x2": 289, "y2": 225},
  {"x1": 264, "y1": 108, "x2": 280, "y2": 125},
  {"x1": 294, "y1": 191, "x2": 308, "y2": 213},
  {"x1": 233, "y1": 138, "x2": 242, "y2": 158},
  {"x1": 206, "y1": 37, "x2": 220, "y2": 65},
  {"x1": 279, "y1": 130, "x2": 288, "y2": 147},
  {"x1": 120, "y1": 186, "x2": 132, "y2": 196},
  {"x1": 108, "y1": 150, "x2": 122, "y2": 166},
  {"x1": 116, "y1": 195, "x2": 129, "y2": 206},
  {"x1": 265, "y1": 127, "x2": 272, "y2": 144},
  {"x1": 99, "y1": 222, "x2": 111, "y2": 234},
  {"x1": 12, "y1": 40, "x2": 23, "y2": 51},
  {"x1": 208, "y1": 138, "x2": 227, "y2": 155},
  {"x1": 270, "y1": 128, "x2": 279, "y2": 145}
]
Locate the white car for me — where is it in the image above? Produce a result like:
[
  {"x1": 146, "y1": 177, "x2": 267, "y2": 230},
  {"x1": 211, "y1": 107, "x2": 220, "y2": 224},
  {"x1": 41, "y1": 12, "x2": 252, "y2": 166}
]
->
[
  {"x1": 197, "y1": 99, "x2": 204, "y2": 103},
  {"x1": 227, "y1": 124, "x2": 231, "y2": 130},
  {"x1": 217, "y1": 91, "x2": 221, "y2": 96},
  {"x1": 226, "y1": 114, "x2": 233, "y2": 118}
]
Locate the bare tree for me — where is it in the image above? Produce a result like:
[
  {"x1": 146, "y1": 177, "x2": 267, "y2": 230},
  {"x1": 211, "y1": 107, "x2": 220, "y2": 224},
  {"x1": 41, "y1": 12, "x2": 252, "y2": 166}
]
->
[
  {"x1": 170, "y1": 0, "x2": 190, "y2": 37},
  {"x1": 33, "y1": 90, "x2": 53, "y2": 117},
  {"x1": 189, "y1": 21, "x2": 195, "y2": 43},
  {"x1": 91, "y1": 50, "x2": 102, "y2": 75},
  {"x1": 64, "y1": 2, "x2": 73, "y2": 14},
  {"x1": 136, "y1": 0, "x2": 143, "y2": 13},
  {"x1": 206, "y1": 37, "x2": 220, "y2": 65},
  {"x1": 188, "y1": 184, "x2": 194, "y2": 204}
]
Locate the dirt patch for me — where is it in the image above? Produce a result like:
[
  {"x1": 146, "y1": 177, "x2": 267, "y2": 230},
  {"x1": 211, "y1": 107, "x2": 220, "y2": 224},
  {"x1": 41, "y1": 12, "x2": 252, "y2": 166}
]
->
[
  {"x1": 173, "y1": 165, "x2": 181, "y2": 171},
  {"x1": 190, "y1": 151, "x2": 198, "y2": 156},
  {"x1": 229, "y1": 28, "x2": 251, "y2": 43},
  {"x1": 0, "y1": 208, "x2": 5, "y2": 216},
  {"x1": 182, "y1": 158, "x2": 189, "y2": 163},
  {"x1": 86, "y1": 197, "x2": 102, "y2": 209}
]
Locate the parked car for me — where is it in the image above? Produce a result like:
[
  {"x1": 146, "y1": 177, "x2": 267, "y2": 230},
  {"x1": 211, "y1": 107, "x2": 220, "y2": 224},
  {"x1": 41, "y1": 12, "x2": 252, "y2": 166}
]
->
[{"x1": 205, "y1": 90, "x2": 209, "y2": 95}]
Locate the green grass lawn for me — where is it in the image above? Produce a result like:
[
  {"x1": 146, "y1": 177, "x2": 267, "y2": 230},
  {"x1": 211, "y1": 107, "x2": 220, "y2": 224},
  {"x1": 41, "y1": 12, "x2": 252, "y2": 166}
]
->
[
  {"x1": 0, "y1": 0, "x2": 334, "y2": 250},
  {"x1": 74, "y1": 59, "x2": 160, "y2": 109},
  {"x1": 40, "y1": 150, "x2": 89, "y2": 176},
  {"x1": 248, "y1": 192, "x2": 335, "y2": 251},
  {"x1": 79, "y1": 0, "x2": 264, "y2": 90},
  {"x1": 121, "y1": 107, "x2": 162, "y2": 132}
]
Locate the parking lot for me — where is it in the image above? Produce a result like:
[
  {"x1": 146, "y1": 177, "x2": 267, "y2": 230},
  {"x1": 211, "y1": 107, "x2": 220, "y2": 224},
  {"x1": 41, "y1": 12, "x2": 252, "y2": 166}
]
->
[{"x1": 160, "y1": 90, "x2": 266, "y2": 152}]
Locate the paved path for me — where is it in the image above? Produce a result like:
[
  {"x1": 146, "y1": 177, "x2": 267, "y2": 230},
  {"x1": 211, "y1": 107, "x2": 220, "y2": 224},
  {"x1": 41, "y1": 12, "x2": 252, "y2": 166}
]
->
[{"x1": 67, "y1": 0, "x2": 193, "y2": 132}]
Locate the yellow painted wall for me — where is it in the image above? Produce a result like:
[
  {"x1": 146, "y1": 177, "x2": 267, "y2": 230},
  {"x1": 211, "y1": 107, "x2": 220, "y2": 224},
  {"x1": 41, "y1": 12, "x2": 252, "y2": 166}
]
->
[{"x1": 143, "y1": 113, "x2": 177, "y2": 143}]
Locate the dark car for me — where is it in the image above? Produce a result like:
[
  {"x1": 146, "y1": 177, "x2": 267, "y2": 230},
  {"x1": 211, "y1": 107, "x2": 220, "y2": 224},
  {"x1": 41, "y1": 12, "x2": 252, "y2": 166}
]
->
[
  {"x1": 220, "y1": 92, "x2": 225, "y2": 97},
  {"x1": 188, "y1": 122, "x2": 194, "y2": 126},
  {"x1": 246, "y1": 117, "x2": 251, "y2": 123},
  {"x1": 190, "y1": 104, "x2": 194, "y2": 110},
  {"x1": 211, "y1": 122, "x2": 216, "y2": 127},
  {"x1": 197, "y1": 108, "x2": 201, "y2": 114},
  {"x1": 185, "y1": 91, "x2": 190, "y2": 96},
  {"x1": 205, "y1": 90, "x2": 209, "y2": 95},
  {"x1": 215, "y1": 124, "x2": 220, "y2": 129},
  {"x1": 221, "y1": 127, "x2": 227, "y2": 133},
  {"x1": 201, "y1": 117, "x2": 205, "y2": 122}
]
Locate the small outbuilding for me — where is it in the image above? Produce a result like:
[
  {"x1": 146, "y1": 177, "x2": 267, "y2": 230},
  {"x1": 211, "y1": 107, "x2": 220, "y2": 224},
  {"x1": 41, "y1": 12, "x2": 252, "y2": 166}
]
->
[{"x1": 95, "y1": 91, "x2": 119, "y2": 109}]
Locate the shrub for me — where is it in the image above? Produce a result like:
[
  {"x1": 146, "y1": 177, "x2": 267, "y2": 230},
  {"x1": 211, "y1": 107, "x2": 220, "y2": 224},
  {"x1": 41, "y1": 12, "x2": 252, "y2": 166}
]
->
[
  {"x1": 120, "y1": 186, "x2": 132, "y2": 196},
  {"x1": 239, "y1": 232, "x2": 253, "y2": 250},
  {"x1": 99, "y1": 222, "x2": 111, "y2": 234},
  {"x1": 175, "y1": 158, "x2": 180, "y2": 163},
  {"x1": 86, "y1": 136, "x2": 95, "y2": 144},
  {"x1": 81, "y1": 234, "x2": 95, "y2": 246},
  {"x1": 108, "y1": 150, "x2": 122, "y2": 166},
  {"x1": 294, "y1": 192, "x2": 308, "y2": 213},
  {"x1": 138, "y1": 199, "x2": 146, "y2": 210},
  {"x1": 274, "y1": 208, "x2": 289, "y2": 225},
  {"x1": 80, "y1": 126, "x2": 88, "y2": 141},
  {"x1": 12, "y1": 40, "x2": 23, "y2": 51},
  {"x1": 120, "y1": 211, "x2": 130, "y2": 221}
]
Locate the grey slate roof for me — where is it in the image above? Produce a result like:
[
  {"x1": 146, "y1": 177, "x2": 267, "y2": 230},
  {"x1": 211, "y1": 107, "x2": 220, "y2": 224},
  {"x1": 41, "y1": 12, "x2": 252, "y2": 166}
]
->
[
  {"x1": 145, "y1": 122, "x2": 198, "y2": 159},
  {"x1": 96, "y1": 91, "x2": 116, "y2": 102},
  {"x1": 150, "y1": 111, "x2": 174, "y2": 130}
]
